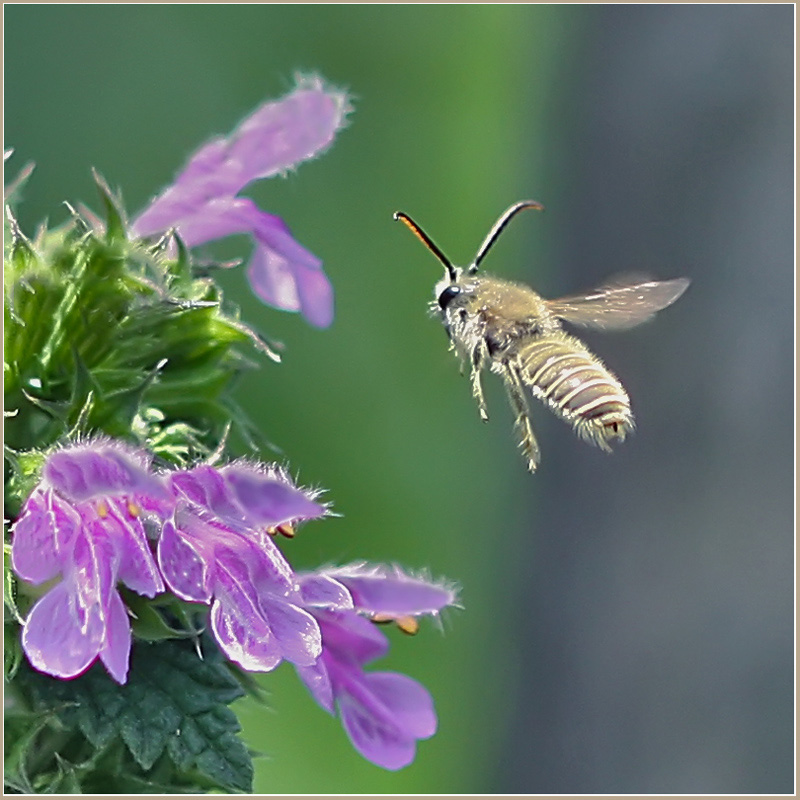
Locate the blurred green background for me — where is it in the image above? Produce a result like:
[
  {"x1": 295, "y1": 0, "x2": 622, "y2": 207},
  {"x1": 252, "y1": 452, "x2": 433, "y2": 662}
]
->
[{"x1": 5, "y1": 5, "x2": 793, "y2": 794}]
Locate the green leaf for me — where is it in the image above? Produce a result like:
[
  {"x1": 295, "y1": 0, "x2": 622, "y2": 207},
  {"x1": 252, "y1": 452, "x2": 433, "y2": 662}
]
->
[
  {"x1": 16, "y1": 636, "x2": 254, "y2": 793},
  {"x1": 3, "y1": 446, "x2": 46, "y2": 519},
  {"x1": 4, "y1": 560, "x2": 26, "y2": 681},
  {"x1": 123, "y1": 591, "x2": 206, "y2": 642},
  {"x1": 92, "y1": 169, "x2": 126, "y2": 242},
  {"x1": 4, "y1": 708, "x2": 55, "y2": 790},
  {"x1": 4, "y1": 543, "x2": 24, "y2": 625},
  {"x1": 3, "y1": 159, "x2": 36, "y2": 209},
  {"x1": 44, "y1": 754, "x2": 85, "y2": 793}
]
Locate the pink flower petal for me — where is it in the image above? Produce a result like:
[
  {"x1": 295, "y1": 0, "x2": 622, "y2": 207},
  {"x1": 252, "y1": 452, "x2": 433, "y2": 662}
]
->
[
  {"x1": 157, "y1": 520, "x2": 212, "y2": 603},
  {"x1": 133, "y1": 79, "x2": 349, "y2": 235},
  {"x1": 298, "y1": 573, "x2": 354, "y2": 610},
  {"x1": 98, "y1": 590, "x2": 132, "y2": 684},
  {"x1": 71, "y1": 521, "x2": 118, "y2": 611},
  {"x1": 362, "y1": 672, "x2": 437, "y2": 740},
  {"x1": 106, "y1": 500, "x2": 165, "y2": 597},
  {"x1": 247, "y1": 242, "x2": 334, "y2": 328},
  {"x1": 43, "y1": 442, "x2": 163, "y2": 503},
  {"x1": 170, "y1": 466, "x2": 246, "y2": 528},
  {"x1": 210, "y1": 597, "x2": 282, "y2": 673},
  {"x1": 10, "y1": 489, "x2": 62, "y2": 584},
  {"x1": 338, "y1": 683, "x2": 419, "y2": 771},
  {"x1": 318, "y1": 612, "x2": 389, "y2": 665},
  {"x1": 295, "y1": 658, "x2": 335, "y2": 713},
  {"x1": 21, "y1": 581, "x2": 104, "y2": 680},
  {"x1": 212, "y1": 549, "x2": 321, "y2": 668},
  {"x1": 221, "y1": 464, "x2": 326, "y2": 526},
  {"x1": 139, "y1": 196, "x2": 335, "y2": 329},
  {"x1": 326, "y1": 563, "x2": 458, "y2": 617},
  {"x1": 257, "y1": 593, "x2": 322, "y2": 667},
  {"x1": 228, "y1": 79, "x2": 350, "y2": 182}
]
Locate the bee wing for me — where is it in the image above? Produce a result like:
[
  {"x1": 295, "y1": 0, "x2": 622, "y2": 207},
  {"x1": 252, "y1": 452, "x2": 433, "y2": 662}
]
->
[{"x1": 545, "y1": 277, "x2": 690, "y2": 330}]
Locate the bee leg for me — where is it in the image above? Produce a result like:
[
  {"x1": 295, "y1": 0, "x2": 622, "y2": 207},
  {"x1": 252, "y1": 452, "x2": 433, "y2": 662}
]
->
[
  {"x1": 501, "y1": 361, "x2": 540, "y2": 473},
  {"x1": 470, "y1": 343, "x2": 490, "y2": 421}
]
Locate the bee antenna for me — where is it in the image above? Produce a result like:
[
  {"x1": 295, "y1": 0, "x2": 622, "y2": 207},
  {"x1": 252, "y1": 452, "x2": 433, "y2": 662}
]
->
[
  {"x1": 394, "y1": 211, "x2": 458, "y2": 281},
  {"x1": 470, "y1": 200, "x2": 545, "y2": 273}
]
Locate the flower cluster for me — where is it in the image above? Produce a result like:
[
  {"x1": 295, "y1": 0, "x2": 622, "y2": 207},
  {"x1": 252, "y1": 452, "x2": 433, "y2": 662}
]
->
[
  {"x1": 10, "y1": 440, "x2": 457, "y2": 770},
  {"x1": 131, "y1": 74, "x2": 350, "y2": 329}
]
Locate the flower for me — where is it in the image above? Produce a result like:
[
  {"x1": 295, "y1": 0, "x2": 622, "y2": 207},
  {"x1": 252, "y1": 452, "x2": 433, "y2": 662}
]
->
[
  {"x1": 10, "y1": 441, "x2": 459, "y2": 770},
  {"x1": 295, "y1": 563, "x2": 458, "y2": 770},
  {"x1": 10, "y1": 442, "x2": 330, "y2": 683},
  {"x1": 10, "y1": 441, "x2": 167, "y2": 684},
  {"x1": 157, "y1": 463, "x2": 328, "y2": 672},
  {"x1": 131, "y1": 75, "x2": 351, "y2": 328}
]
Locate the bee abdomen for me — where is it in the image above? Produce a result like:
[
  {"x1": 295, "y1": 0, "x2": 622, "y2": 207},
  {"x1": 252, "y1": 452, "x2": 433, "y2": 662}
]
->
[{"x1": 516, "y1": 334, "x2": 634, "y2": 451}]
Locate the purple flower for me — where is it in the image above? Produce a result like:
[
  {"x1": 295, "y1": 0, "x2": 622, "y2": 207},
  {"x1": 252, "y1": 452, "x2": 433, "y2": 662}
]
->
[
  {"x1": 295, "y1": 564, "x2": 458, "y2": 770},
  {"x1": 131, "y1": 75, "x2": 351, "y2": 328},
  {"x1": 10, "y1": 441, "x2": 461, "y2": 771},
  {"x1": 10, "y1": 441, "x2": 167, "y2": 684},
  {"x1": 157, "y1": 463, "x2": 328, "y2": 672},
  {"x1": 10, "y1": 441, "x2": 330, "y2": 683}
]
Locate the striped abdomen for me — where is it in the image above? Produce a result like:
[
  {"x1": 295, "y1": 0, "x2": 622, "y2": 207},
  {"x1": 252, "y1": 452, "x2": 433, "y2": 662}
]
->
[{"x1": 515, "y1": 332, "x2": 634, "y2": 450}]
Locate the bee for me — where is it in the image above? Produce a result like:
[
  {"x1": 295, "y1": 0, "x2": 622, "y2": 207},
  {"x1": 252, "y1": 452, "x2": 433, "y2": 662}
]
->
[{"x1": 394, "y1": 200, "x2": 689, "y2": 473}]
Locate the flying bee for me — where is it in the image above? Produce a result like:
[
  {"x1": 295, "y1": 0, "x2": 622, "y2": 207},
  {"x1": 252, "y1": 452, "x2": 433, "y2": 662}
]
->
[{"x1": 394, "y1": 200, "x2": 690, "y2": 473}]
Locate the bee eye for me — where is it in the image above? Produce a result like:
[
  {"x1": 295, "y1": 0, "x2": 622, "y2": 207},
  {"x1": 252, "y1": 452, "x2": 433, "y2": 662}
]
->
[{"x1": 438, "y1": 285, "x2": 461, "y2": 309}]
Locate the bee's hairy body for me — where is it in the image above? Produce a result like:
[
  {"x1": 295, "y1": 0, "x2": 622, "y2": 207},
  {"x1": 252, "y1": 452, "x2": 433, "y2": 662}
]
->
[
  {"x1": 436, "y1": 273, "x2": 633, "y2": 470},
  {"x1": 395, "y1": 201, "x2": 689, "y2": 473},
  {"x1": 515, "y1": 332, "x2": 632, "y2": 450}
]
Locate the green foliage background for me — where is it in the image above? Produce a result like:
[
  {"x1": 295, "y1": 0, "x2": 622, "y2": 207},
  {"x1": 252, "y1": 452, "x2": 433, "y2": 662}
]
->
[{"x1": 5, "y1": 5, "x2": 793, "y2": 794}]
